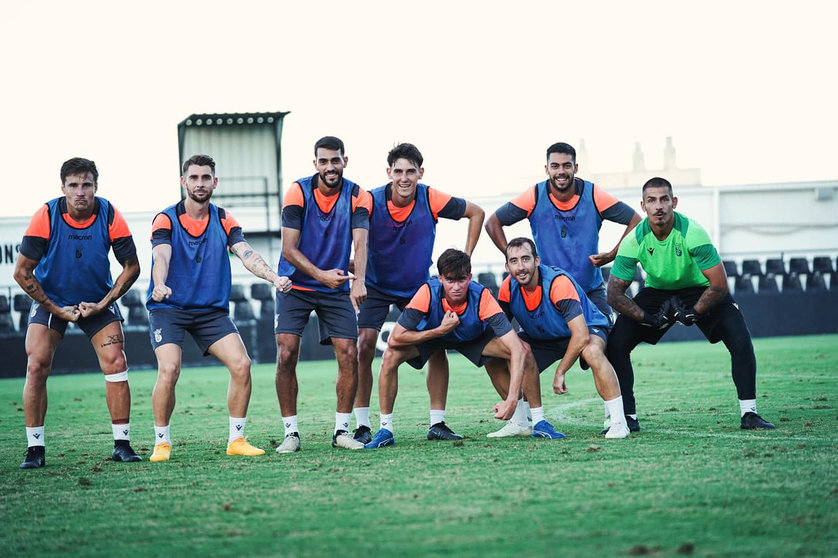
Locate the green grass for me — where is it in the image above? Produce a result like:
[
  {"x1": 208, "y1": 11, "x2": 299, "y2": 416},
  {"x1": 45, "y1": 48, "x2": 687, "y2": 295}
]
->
[{"x1": 1, "y1": 334, "x2": 836, "y2": 557}]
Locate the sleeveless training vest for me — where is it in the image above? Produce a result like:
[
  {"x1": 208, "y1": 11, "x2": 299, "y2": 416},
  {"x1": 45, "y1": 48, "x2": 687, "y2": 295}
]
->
[
  {"x1": 36, "y1": 197, "x2": 114, "y2": 307},
  {"x1": 146, "y1": 202, "x2": 232, "y2": 311},
  {"x1": 528, "y1": 179, "x2": 603, "y2": 292},
  {"x1": 278, "y1": 175, "x2": 355, "y2": 293},
  {"x1": 367, "y1": 183, "x2": 437, "y2": 297},
  {"x1": 507, "y1": 264, "x2": 609, "y2": 339},
  {"x1": 416, "y1": 278, "x2": 489, "y2": 342}
]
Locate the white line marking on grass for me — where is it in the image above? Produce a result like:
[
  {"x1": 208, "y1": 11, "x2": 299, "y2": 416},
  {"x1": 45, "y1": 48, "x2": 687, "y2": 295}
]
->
[{"x1": 547, "y1": 398, "x2": 838, "y2": 443}]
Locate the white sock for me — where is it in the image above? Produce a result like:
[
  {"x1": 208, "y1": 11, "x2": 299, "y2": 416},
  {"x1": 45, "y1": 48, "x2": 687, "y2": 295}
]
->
[
  {"x1": 354, "y1": 407, "x2": 371, "y2": 429},
  {"x1": 531, "y1": 406, "x2": 546, "y2": 424},
  {"x1": 604, "y1": 402, "x2": 611, "y2": 421},
  {"x1": 229, "y1": 416, "x2": 246, "y2": 443},
  {"x1": 524, "y1": 400, "x2": 532, "y2": 422},
  {"x1": 154, "y1": 425, "x2": 171, "y2": 446},
  {"x1": 604, "y1": 397, "x2": 627, "y2": 427},
  {"x1": 380, "y1": 413, "x2": 394, "y2": 432},
  {"x1": 511, "y1": 399, "x2": 528, "y2": 424},
  {"x1": 430, "y1": 409, "x2": 445, "y2": 426},
  {"x1": 26, "y1": 426, "x2": 45, "y2": 447},
  {"x1": 335, "y1": 412, "x2": 352, "y2": 434},
  {"x1": 739, "y1": 399, "x2": 757, "y2": 417},
  {"x1": 282, "y1": 415, "x2": 298, "y2": 436},
  {"x1": 112, "y1": 423, "x2": 130, "y2": 441}
]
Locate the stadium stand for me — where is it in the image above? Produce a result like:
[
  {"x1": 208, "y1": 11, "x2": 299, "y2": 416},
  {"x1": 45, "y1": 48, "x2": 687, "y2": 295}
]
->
[
  {"x1": 121, "y1": 289, "x2": 149, "y2": 327},
  {"x1": 250, "y1": 282, "x2": 275, "y2": 320},
  {"x1": 230, "y1": 284, "x2": 255, "y2": 322},
  {"x1": 477, "y1": 272, "x2": 499, "y2": 298},
  {"x1": 0, "y1": 295, "x2": 14, "y2": 334},
  {"x1": 13, "y1": 294, "x2": 31, "y2": 331}
]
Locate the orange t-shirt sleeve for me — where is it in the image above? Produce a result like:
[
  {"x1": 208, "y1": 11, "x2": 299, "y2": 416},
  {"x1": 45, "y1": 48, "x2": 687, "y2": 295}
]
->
[
  {"x1": 352, "y1": 186, "x2": 372, "y2": 213},
  {"x1": 282, "y1": 183, "x2": 305, "y2": 209},
  {"x1": 406, "y1": 283, "x2": 432, "y2": 313},
  {"x1": 427, "y1": 187, "x2": 454, "y2": 218},
  {"x1": 151, "y1": 213, "x2": 173, "y2": 234},
  {"x1": 24, "y1": 205, "x2": 51, "y2": 238},
  {"x1": 497, "y1": 276, "x2": 512, "y2": 303},
  {"x1": 478, "y1": 288, "x2": 504, "y2": 320},
  {"x1": 509, "y1": 187, "x2": 538, "y2": 216},
  {"x1": 592, "y1": 184, "x2": 620, "y2": 212},
  {"x1": 220, "y1": 209, "x2": 242, "y2": 236},
  {"x1": 550, "y1": 275, "x2": 580, "y2": 305},
  {"x1": 109, "y1": 206, "x2": 132, "y2": 240}
]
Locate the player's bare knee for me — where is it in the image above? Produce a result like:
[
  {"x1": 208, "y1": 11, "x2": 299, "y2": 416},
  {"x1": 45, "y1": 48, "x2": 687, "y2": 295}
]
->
[{"x1": 157, "y1": 361, "x2": 180, "y2": 383}]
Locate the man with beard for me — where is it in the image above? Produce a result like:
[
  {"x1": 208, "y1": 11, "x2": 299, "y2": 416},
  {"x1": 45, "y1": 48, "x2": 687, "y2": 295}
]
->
[
  {"x1": 485, "y1": 142, "x2": 641, "y2": 321},
  {"x1": 274, "y1": 136, "x2": 372, "y2": 453},
  {"x1": 606, "y1": 177, "x2": 774, "y2": 431},
  {"x1": 351, "y1": 142, "x2": 485, "y2": 445},
  {"x1": 15, "y1": 157, "x2": 142, "y2": 468},
  {"x1": 491, "y1": 237, "x2": 629, "y2": 439},
  {"x1": 147, "y1": 154, "x2": 292, "y2": 462}
]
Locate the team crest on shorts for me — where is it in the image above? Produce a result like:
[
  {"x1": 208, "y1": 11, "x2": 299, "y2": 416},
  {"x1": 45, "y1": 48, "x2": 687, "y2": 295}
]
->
[{"x1": 154, "y1": 328, "x2": 163, "y2": 343}]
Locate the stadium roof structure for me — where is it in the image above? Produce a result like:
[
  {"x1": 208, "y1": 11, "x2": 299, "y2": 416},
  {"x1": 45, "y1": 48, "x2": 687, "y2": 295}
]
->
[{"x1": 177, "y1": 111, "x2": 290, "y2": 129}]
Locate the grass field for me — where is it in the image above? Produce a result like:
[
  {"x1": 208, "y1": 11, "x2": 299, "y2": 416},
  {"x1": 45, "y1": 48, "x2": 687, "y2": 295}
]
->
[{"x1": 0, "y1": 334, "x2": 836, "y2": 557}]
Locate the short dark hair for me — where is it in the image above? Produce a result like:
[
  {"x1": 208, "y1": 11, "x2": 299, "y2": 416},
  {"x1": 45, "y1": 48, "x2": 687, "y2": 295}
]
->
[
  {"x1": 437, "y1": 248, "x2": 471, "y2": 279},
  {"x1": 642, "y1": 176, "x2": 673, "y2": 195},
  {"x1": 387, "y1": 142, "x2": 423, "y2": 168},
  {"x1": 60, "y1": 157, "x2": 98, "y2": 184},
  {"x1": 314, "y1": 136, "x2": 345, "y2": 157},
  {"x1": 182, "y1": 154, "x2": 216, "y2": 175},
  {"x1": 546, "y1": 142, "x2": 576, "y2": 162},
  {"x1": 505, "y1": 237, "x2": 538, "y2": 261}
]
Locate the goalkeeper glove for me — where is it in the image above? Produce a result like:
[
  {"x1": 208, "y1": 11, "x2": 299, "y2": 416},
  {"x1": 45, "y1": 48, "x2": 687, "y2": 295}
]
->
[
  {"x1": 640, "y1": 299, "x2": 674, "y2": 330},
  {"x1": 671, "y1": 296, "x2": 699, "y2": 326}
]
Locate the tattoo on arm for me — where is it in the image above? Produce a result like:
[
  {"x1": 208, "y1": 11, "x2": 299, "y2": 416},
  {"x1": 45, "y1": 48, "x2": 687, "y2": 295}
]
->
[
  {"x1": 695, "y1": 285, "x2": 726, "y2": 314},
  {"x1": 607, "y1": 277, "x2": 645, "y2": 321}
]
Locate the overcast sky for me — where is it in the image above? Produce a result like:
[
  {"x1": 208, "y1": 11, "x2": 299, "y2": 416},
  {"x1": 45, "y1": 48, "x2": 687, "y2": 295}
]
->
[{"x1": 1, "y1": 1, "x2": 835, "y2": 219}]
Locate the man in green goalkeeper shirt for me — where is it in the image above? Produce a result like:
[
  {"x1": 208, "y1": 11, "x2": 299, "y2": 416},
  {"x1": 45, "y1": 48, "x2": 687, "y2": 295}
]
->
[{"x1": 605, "y1": 177, "x2": 774, "y2": 432}]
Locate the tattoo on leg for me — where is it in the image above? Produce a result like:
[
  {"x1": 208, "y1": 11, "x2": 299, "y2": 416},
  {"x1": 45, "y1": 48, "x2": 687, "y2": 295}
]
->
[{"x1": 101, "y1": 334, "x2": 124, "y2": 348}]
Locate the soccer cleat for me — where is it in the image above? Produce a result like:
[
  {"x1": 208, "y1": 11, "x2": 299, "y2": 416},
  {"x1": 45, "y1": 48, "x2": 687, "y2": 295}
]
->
[
  {"x1": 740, "y1": 412, "x2": 775, "y2": 430},
  {"x1": 276, "y1": 432, "x2": 301, "y2": 454},
  {"x1": 149, "y1": 442, "x2": 172, "y2": 462},
  {"x1": 427, "y1": 421, "x2": 464, "y2": 441},
  {"x1": 604, "y1": 423, "x2": 631, "y2": 439},
  {"x1": 227, "y1": 436, "x2": 265, "y2": 456},
  {"x1": 353, "y1": 425, "x2": 373, "y2": 445},
  {"x1": 601, "y1": 415, "x2": 641, "y2": 435},
  {"x1": 20, "y1": 446, "x2": 45, "y2": 469},
  {"x1": 364, "y1": 428, "x2": 395, "y2": 449},
  {"x1": 531, "y1": 420, "x2": 565, "y2": 439},
  {"x1": 112, "y1": 440, "x2": 142, "y2": 462},
  {"x1": 487, "y1": 421, "x2": 532, "y2": 438},
  {"x1": 332, "y1": 430, "x2": 365, "y2": 450}
]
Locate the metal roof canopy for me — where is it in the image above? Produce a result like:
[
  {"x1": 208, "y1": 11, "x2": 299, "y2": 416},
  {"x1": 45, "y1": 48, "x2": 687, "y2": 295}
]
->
[{"x1": 177, "y1": 111, "x2": 290, "y2": 237}]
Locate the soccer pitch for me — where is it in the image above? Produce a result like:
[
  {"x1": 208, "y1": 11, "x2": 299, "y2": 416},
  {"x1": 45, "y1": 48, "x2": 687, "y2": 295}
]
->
[{"x1": 1, "y1": 334, "x2": 835, "y2": 557}]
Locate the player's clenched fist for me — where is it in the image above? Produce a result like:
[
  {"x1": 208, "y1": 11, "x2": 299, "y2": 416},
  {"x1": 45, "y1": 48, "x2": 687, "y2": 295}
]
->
[{"x1": 152, "y1": 284, "x2": 172, "y2": 302}]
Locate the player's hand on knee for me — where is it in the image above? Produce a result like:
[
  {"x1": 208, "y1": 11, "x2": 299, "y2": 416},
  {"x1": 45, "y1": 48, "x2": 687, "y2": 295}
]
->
[{"x1": 670, "y1": 296, "x2": 699, "y2": 326}]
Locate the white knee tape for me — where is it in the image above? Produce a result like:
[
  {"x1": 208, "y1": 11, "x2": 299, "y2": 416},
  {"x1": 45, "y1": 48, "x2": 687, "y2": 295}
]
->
[{"x1": 104, "y1": 370, "x2": 129, "y2": 383}]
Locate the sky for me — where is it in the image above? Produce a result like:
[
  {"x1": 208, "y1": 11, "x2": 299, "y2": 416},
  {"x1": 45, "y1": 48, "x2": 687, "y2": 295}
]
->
[{"x1": 1, "y1": 1, "x2": 836, "y2": 219}]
